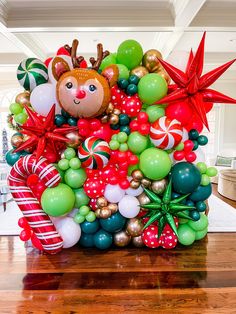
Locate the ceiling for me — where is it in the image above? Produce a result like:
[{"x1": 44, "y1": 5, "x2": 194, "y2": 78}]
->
[{"x1": 0, "y1": 0, "x2": 236, "y2": 90}]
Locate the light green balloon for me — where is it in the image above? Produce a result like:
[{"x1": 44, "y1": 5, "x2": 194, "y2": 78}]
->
[
  {"x1": 146, "y1": 105, "x2": 165, "y2": 123},
  {"x1": 14, "y1": 112, "x2": 28, "y2": 124},
  {"x1": 117, "y1": 64, "x2": 130, "y2": 79},
  {"x1": 196, "y1": 162, "x2": 207, "y2": 174},
  {"x1": 64, "y1": 168, "x2": 86, "y2": 189},
  {"x1": 195, "y1": 227, "x2": 208, "y2": 240},
  {"x1": 73, "y1": 188, "x2": 90, "y2": 208},
  {"x1": 117, "y1": 40, "x2": 143, "y2": 70},
  {"x1": 41, "y1": 183, "x2": 75, "y2": 217},
  {"x1": 128, "y1": 164, "x2": 139, "y2": 176},
  {"x1": 177, "y1": 224, "x2": 196, "y2": 246},
  {"x1": 201, "y1": 174, "x2": 210, "y2": 186},
  {"x1": 139, "y1": 147, "x2": 172, "y2": 180},
  {"x1": 188, "y1": 214, "x2": 208, "y2": 232},
  {"x1": 206, "y1": 167, "x2": 217, "y2": 177},
  {"x1": 138, "y1": 73, "x2": 168, "y2": 105},
  {"x1": 100, "y1": 53, "x2": 117, "y2": 70},
  {"x1": 10, "y1": 103, "x2": 23, "y2": 115},
  {"x1": 127, "y1": 132, "x2": 148, "y2": 154}
]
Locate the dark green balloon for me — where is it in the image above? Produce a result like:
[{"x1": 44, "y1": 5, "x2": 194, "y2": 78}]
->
[
  {"x1": 79, "y1": 233, "x2": 94, "y2": 247},
  {"x1": 110, "y1": 123, "x2": 120, "y2": 130},
  {"x1": 126, "y1": 84, "x2": 138, "y2": 95},
  {"x1": 120, "y1": 125, "x2": 130, "y2": 135},
  {"x1": 188, "y1": 129, "x2": 199, "y2": 140},
  {"x1": 171, "y1": 162, "x2": 201, "y2": 194},
  {"x1": 99, "y1": 212, "x2": 126, "y2": 233},
  {"x1": 61, "y1": 109, "x2": 70, "y2": 118},
  {"x1": 189, "y1": 210, "x2": 200, "y2": 221},
  {"x1": 196, "y1": 201, "x2": 207, "y2": 212},
  {"x1": 55, "y1": 114, "x2": 66, "y2": 126},
  {"x1": 129, "y1": 75, "x2": 139, "y2": 85},
  {"x1": 118, "y1": 78, "x2": 129, "y2": 89},
  {"x1": 192, "y1": 140, "x2": 199, "y2": 151},
  {"x1": 6, "y1": 149, "x2": 27, "y2": 166},
  {"x1": 197, "y1": 135, "x2": 208, "y2": 146},
  {"x1": 119, "y1": 114, "x2": 130, "y2": 126},
  {"x1": 189, "y1": 184, "x2": 212, "y2": 202},
  {"x1": 73, "y1": 188, "x2": 90, "y2": 208},
  {"x1": 67, "y1": 117, "x2": 78, "y2": 126},
  {"x1": 93, "y1": 229, "x2": 113, "y2": 250},
  {"x1": 81, "y1": 219, "x2": 100, "y2": 234}
]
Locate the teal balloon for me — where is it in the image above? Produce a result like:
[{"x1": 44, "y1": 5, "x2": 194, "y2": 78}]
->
[
  {"x1": 196, "y1": 201, "x2": 207, "y2": 212},
  {"x1": 195, "y1": 227, "x2": 208, "y2": 240},
  {"x1": 81, "y1": 219, "x2": 100, "y2": 234},
  {"x1": 189, "y1": 183, "x2": 212, "y2": 202},
  {"x1": 177, "y1": 224, "x2": 196, "y2": 246},
  {"x1": 171, "y1": 162, "x2": 201, "y2": 194},
  {"x1": 6, "y1": 149, "x2": 27, "y2": 166},
  {"x1": 138, "y1": 73, "x2": 168, "y2": 105},
  {"x1": 117, "y1": 64, "x2": 130, "y2": 79},
  {"x1": 189, "y1": 210, "x2": 200, "y2": 221},
  {"x1": 73, "y1": 188, "x2": 90, "y2": 208},
  {"x1": 93, "y1": 229, "x2": 113, "y2": 250},
  {"x1": 139, "y1": 147, "x2": 172, "y2": 180},
  {"x1": 100, "y1": 212, "x2": 126, "y2": 233},
  {"x1": 79, "y1": 233, "x2": 94, "y2": 247},
  {"x1": 117, "y1": 40, "x2": 143, "y2": 70},
  {"x1": 100, "y1": 53, "x2": 117, "y2": 70}
]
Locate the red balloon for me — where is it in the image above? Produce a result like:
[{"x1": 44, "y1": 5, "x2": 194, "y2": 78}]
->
[
  {"x1": 173, "y1": 151, "x2": 185, "y2": 161},
  {"x1": 19, "y1": 228, "x2": 32, "y2": 242},
  {"x1": 166, "y1": 101, "x2": 193, "y2": 126},
  {"x1": 110, "y1": 85, "x2": 125, "y2": 108},
  {"x1": 129, "y1": 154, "x2": 139, "y2": 165},
  {"x1": 84, "y1": 177, "x2": 105, "y2": 198},
  {"x1": 121, "y1": 95, "x2": 142, "y2": 117},
  {"x1": 80, "y1": 59, "x2": 87, "y2": 68},
  {"x1": 91, "y1": 123, "x2": 112, "y2": 142},
  {"x1": 18, "y1": 217, "x2": 29, "y2": 229},
  {"x1": 185, "y1": 115, "x2": 203, "y2": 133},
  {"x1": 139, "y1": 123, "x2": 150, "y2": 135},
  {"x1": 89, "y1": 198, "x2": 98, "y2": 211},
  {"x1": 142, "y1": 225, "x2": 160, "y2": 248},
  {"x1": 130, "y1": 120, "x2": 139, "y2": 131},
  {"x1": 138, "y1": 112, "x2": 149, "y2": 123},
  {"x1": 119, "y1": 179, "x2": 130, "y2": 190},
  {"x1": 44, "y1": 57, "x2": 53, "y2": 68},
  {"x1": 57, "y1": 46, "x2": 70, "y2": 56},
  {"x1": 184, "y1": 140, "x2": 194, "y2": 152},
  {"x1": 185, "y1": 151, "x2": 197, "y2": 163}
]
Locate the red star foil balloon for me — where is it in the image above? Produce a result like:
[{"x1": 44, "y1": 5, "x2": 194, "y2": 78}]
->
[
  {"x1": 156, "y1": 32, "x2": 236, "y2": 130},
  {"x1": 14, "y1": 104, "x2": 77, "y2": 160}
]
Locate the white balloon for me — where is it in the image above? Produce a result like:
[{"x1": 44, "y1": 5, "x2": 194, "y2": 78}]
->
[
  {"x1": 53, "y1": 217, "x2": 81, "y2": 248},
  {"x1": 67, "y1": 207, "x2": 79, "y2": 218},
  {"x1": 125, "y1": 177, "x2": 144, "y2": 196},
  {"x1": 194, "y1": 147, "x2": 206, "y2": 164},
  {"x1": 30, "y1": 83, "x2": 61, "y2": 116},
  {"x1": 48, "y1": 55, "x2": 73, "y2": 85},
  {"x1": 118, "y1": 195, "x2": 140, "y2": 218},
  {"x1": 104, "y1": 184, "x2": 125, "y2": 203},
  {"x1": 166, "y1": 51, "x2": 190, "y2": 72}
]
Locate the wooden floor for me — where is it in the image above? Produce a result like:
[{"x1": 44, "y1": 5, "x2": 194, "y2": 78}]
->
[{"x1": 0, "y1": 186, "x2": 236, "y2": 314}]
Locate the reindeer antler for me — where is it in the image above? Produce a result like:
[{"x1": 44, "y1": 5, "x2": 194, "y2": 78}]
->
[
  {"x1": 64, "y1": 39, "x2": 84, "y2": 68},
  {"x1": 90, "y1": 43, "x2": 110, "y2": 71}
]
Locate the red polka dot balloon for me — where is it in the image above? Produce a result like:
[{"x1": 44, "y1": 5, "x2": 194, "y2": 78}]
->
[
  {"x1": 110, "y1": 85, "x2": 125, "y2": 108},
  {"x1": 142, "y1": 225, "x2": 160, "y2": 248},
  {"x1": 121, "y1": 95, "x2": 142, "y2": 117},
  {"x1": 84, "y1": 177, "x2": 105, "y2": 198},
  {"x1": 150, "y1": 116, "x2": 183, "y2": 150}
]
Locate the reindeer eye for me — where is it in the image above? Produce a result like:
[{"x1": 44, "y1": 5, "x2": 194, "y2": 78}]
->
[
  {"x1": 88, "y1": 84, "x2": 97, "y2": 93},
  {"x1": 66, "y1": 82, "x2": 73, "y2": 89}
]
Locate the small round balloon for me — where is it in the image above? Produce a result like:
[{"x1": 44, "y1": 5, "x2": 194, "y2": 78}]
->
[
  {"x1": 78, "y1": 136, "x2": 110, "y2": 169},
  {"x1": 17, "y1": 58, "x2": 48, "y2": 91}
]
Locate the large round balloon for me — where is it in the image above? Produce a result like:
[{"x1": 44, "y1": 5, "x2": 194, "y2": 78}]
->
[
  {"x1": 17, "y1": 58, "x2": 48, "y2": 91},
  {"x1": 189, "y1": 183, "x2": 212, "y2": 202},
  {"x1": 118, "y1": 195, "x2": 140, "y2": 218},
  {"x1": 93, "y1": 229, "x2": 113, "y2": 250},
  {"x1": 139, "y1": 147, "x2": 172, "y2": 180},
  {"x1": 165, "y1": 101, "x2": 193, "y2": 126},
  {"x1": 99, "y1": 212, "x2": 126, "y2": 233},
  {"x1": 30, "y1": 83, "x2": 61, "y2": 116},
  {"x1": 177, "y1": 224, "x2": 195, "y2": 246},
  {"x1": 150, "y1": 116, "x2": 183, "y2": 150},
  {"x1": 78, "y1": 136, "x2": 110, "y2": 169},
  {"x1": 116, "y1": 40, "x2": 143, "y2": 70},
  {"x1": 53, "y1": 216, "x2": 81, "y2": 248},
  {"x1": 138, "y1": 73, "x2": 168, "y2": 105},
  {"x1": 171, "y1": 162, "x2": 201, "y2": 194}
]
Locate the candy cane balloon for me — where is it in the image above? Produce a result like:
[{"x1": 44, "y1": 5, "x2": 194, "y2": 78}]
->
[{"x1": 8, "y1": 154, "x2": 63, "y2": 254}]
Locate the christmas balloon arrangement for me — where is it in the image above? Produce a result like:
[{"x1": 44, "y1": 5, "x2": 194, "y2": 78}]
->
[{"x1": 6, "y1": 33, "x2": 235, "y2": 254}]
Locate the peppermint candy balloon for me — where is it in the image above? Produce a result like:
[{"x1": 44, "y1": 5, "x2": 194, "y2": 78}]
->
[
  {"x1": 17, "y1": 58, "x2": 48, "y2": 91},
  {"x1": 78, "y1": 136, "x2": 110, "y2": 169},
  {"x1": 150, "y1": 116, "x2": 183, "y2": 150}
]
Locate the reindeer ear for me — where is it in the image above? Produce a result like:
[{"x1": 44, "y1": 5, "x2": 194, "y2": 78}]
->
[
  {"x1": 101, "y1": 64, "x2": 119, "y2": 87},
  {"x1": 52, "y1": 57, "x2": 70, "y2": 81}
]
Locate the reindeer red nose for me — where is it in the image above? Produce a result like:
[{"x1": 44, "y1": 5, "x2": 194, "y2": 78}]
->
[{"x1": 76, "y1": 89, "x2": 86, "y2": 99}]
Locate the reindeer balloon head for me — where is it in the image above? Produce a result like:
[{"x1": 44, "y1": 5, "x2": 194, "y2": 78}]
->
[{"x1": 52, "y1": 39, "x2": 119, "y2": 118}]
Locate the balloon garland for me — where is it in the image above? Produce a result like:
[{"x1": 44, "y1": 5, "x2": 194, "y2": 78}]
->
[{"x1": 6, "y1": 33, "x2": 235, "y2": 253}]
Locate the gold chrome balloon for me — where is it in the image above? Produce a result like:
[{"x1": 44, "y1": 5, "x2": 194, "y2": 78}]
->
[
  {"x1": 65, "y1": 132, "x2": 82, "y2": 148},
  {"x1": 142, "y1": 49, "x2": 163, "y2": 73},
  {"x1": 151, "y1": 178, "x2": 168, "y2": 195},
  {"x1": 97, "y1": 196, "x2": 108, "y2": 208},
  {"x1": 130, "y1": 66, "x2": 149, "y2": 79},
  {"x1": 100, "y1": 207, "x2": 111, "y2": 219},
  {"x1": 15, "y1": 91, "x2": 31, "y2": 107},
  {"x1": 137, "y1": 192, "x2": 150, "y2": 205},
  {"x1": 11, "y1": 134, "x2": 23, "y2": 148},
  {"x1": 132, "y1": 235, "x2": 144, "y2": 247},
  {"x1": 114, "y1": 231, "x2": 131, "y2": 247},
  {"x1": 141, "y1": 178, "x2": 152, "y2": 188},
  {"x1": 130, "y1": 179, "x2": 141, "y2": 189},
  {"x1": 107, "y1": 203, "x2": 118, "y2": 214},
  {"x1": 126, "y1": 218, "x2": 143, "y2": 237},
  {"x1": 155, "y1": 68, "x2": 171, "y2": 84},
  {"x1": 131, "y1": 170, "x2": 144, "y2": 181}
]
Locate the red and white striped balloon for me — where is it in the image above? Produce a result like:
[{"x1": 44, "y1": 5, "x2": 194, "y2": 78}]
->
[
  {"x1": 8, "y1": 154, "x2": 63, "y2": 254},
  {"x1": 150, "y1": 116, "x2": 183, "y2": 150}
]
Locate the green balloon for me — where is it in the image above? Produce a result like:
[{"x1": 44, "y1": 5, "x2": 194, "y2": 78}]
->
[
  {"x1": 41, "y1": 183, "x2": 75, "y2": 217},
  {"x1": 117, "y1": 64, "x2": 130, "y2": 80},
  {"x1": 14, "y1": 112, "x2": 28, "y2": 124},
  {"x1": 189, "y1": 183, "x2": 212, "y2": 202},
  {"x1": 146, "y1": 105, "x2": 165, "y2": 123},
  {"x1": 69, "y1": 158, "x2": 81, "y2": 170},
  {"x1": 138, "y1": 73, "x2": 168, "y2": 105},
  {"x1": 64, "y1": 168, "x2": 86, "y2": 189},
  {"x1": 5, "y1": 149, "x2": 26, "y2": 166},
  {"x1": 128, "y1": 164, "x2": 139, "y2": 176},
  {"x1": 188, "y1": 214, "x2": 208, "y2": 231},
  {"x1": 206, "y1": 167, "x2": 217, "y2": 177},
  {"x1": 177, "y1": 224, "x2": 196, "y2": 246},
  {"x1": 127, "y1": 131, "x2": 148, "y2": 154},
  {"x1": 64, "y1": 148, "x2": 76, "y2": 160},
  {"x1": 74, "y1": 188, "x2": 90, "y2": 208},
  {"x1": 93, "y1": 229, "x2": 113, "y2": 250},
  {"x1": 100, "y1": 212, "x2": 126, "y2": 233},
  {"x1": 195, "y1": 227, "x2": 208, "y2": 240},
  {"x1": 58, "y1": 159, "x2": 70, "y2": 171},
  {"x1": 117, "y1": 40, "x2": 143, "y2": 70},
  {"x1": 100, "y1": 53, "x2": 117, "y2": 70},
  {"x1": 139, "y1": 147, "x2": 172, "y2": 180},
  {"x1": 171, "y1": 162, "x2": 201, "y2": 194},
  {"x1": 9, "y1": 102, "x2": 23, "y2": 115},
  {"x1": 196, "y1": 162, "x2": 207, "y2": 174},
  {"x1": 201, "y1": 174, "x2": 210, "y2": 186}
]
